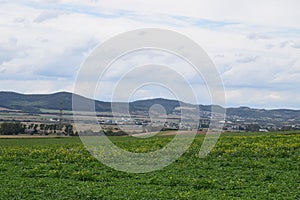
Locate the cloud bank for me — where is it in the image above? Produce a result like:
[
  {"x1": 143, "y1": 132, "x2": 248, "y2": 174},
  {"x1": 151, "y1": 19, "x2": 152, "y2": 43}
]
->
[{"x1": 0, "y1": 0, "x2": 299, "y2": 109}]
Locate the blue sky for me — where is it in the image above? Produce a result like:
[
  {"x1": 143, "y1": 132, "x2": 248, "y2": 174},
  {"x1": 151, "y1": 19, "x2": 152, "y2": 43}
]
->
[{"x1": 0, "y1": 0, "x2": 300, "y2": 109}]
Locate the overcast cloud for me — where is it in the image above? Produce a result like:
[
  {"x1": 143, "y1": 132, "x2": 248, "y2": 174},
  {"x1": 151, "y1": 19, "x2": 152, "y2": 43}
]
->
[{"x1": 0, "y1": 0, "x2": 299, "y2": 109}]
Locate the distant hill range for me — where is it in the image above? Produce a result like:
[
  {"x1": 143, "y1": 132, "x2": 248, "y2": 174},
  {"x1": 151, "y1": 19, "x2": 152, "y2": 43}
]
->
[{"x1": 0, "y1": 91, "x2": 300, "y2": 120}]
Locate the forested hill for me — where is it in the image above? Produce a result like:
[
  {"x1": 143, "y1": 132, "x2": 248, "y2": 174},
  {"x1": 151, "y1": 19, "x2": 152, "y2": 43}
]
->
[
  {"x1": 0, "y1": 91, "x2": 300, "y2": 121},
  {"x1": 0, "y1": 91, "x2": 182, "y2": 113}
]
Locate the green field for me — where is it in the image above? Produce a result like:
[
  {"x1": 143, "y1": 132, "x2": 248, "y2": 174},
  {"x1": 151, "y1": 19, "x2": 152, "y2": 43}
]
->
[{"x1": 0, "y1": 132, "x2": 299, "y2": 199}]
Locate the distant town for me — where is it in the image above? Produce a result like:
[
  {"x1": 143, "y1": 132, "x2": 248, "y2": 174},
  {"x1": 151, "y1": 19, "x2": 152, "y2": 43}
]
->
[{"x1": 0, "y1": 91, "x2": 300, "y2": 136}]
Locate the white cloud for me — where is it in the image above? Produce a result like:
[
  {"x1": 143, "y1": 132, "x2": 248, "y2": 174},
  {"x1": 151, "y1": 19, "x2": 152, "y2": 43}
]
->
[
  {"x1": 0, "y1": 0, "x2": 299, "y2": 108},
  {"x1": 34, "y1": 10, "x2": 66, "y2": 23},
  {"x1": 55, "y1": 0, "x2": 300, "y2": 27},
  {"x1": 226, "y1": 88, "x2": 300, "y2": 109},
  {"x1": 0, "y1": 79, "x2": 73, "y2": 94}
]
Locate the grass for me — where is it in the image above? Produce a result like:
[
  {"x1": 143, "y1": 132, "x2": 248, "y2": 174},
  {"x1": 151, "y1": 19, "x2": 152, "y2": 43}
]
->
[{"x1": 0, "y1": 132, "x2": 299, "y2": 199}]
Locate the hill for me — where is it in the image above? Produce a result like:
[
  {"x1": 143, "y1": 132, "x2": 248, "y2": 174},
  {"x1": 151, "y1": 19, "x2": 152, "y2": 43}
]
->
[
  {"x1": 0, "y1": 91, "x2": 111, "y2": 113},
  {"x1": 0, "y1": 91, "x2": 300, "y2": 121},
  {"x1": 0, "y1": 91, "x2": 190, "y2": 114}
]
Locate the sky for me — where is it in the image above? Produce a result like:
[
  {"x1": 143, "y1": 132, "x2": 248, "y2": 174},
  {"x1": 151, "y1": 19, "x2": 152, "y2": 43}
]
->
[{"x1": 0, "y1": 0, "x2": 300, "y2": 109}]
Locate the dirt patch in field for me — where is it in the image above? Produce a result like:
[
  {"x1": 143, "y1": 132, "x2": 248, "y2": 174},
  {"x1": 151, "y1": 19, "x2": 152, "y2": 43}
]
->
[{"x1": 162, "y1": 130, "x2": 208, "y2": 136}]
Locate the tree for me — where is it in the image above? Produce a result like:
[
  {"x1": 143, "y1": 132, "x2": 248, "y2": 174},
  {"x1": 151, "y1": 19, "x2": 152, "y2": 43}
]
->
[
  {"x1": 33, "y1": 124, "x2": 38, "y2": 134},
  {"x1": 0, "y1": 122, "x2": 25, "y2": 135},
  {"x1": 246, "y1": 124, "x2": 261, "y2": 132},
  {"x1": 64, "y1": 124, "x2": 74, "y2": 135}
]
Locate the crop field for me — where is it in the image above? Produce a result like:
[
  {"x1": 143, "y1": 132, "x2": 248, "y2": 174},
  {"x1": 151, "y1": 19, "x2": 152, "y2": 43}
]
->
[{"x1": 0, "y1": 132, "x2": 299, "y2": 199}]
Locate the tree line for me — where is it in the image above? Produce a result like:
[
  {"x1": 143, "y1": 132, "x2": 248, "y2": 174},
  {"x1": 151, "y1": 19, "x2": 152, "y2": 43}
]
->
[{"x1": 0, "y1": 122, "x2": 77, "y2": 136}]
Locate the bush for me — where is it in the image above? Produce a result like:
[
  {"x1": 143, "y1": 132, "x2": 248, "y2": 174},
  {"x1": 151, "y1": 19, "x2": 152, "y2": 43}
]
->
[{"x1": 104, "y1": 129, "x2": 127, "y2": 136}]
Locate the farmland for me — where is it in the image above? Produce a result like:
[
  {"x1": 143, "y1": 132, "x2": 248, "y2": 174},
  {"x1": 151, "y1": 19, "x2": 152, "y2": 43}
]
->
[{"x1": 0, "y1": 132, "x2": 299, "y2": 199}]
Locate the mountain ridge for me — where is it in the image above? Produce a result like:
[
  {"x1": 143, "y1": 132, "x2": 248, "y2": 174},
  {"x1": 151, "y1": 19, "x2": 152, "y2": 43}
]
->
[{"x1": 0, "y1": 91, "x2": 300, "y2": 121}]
